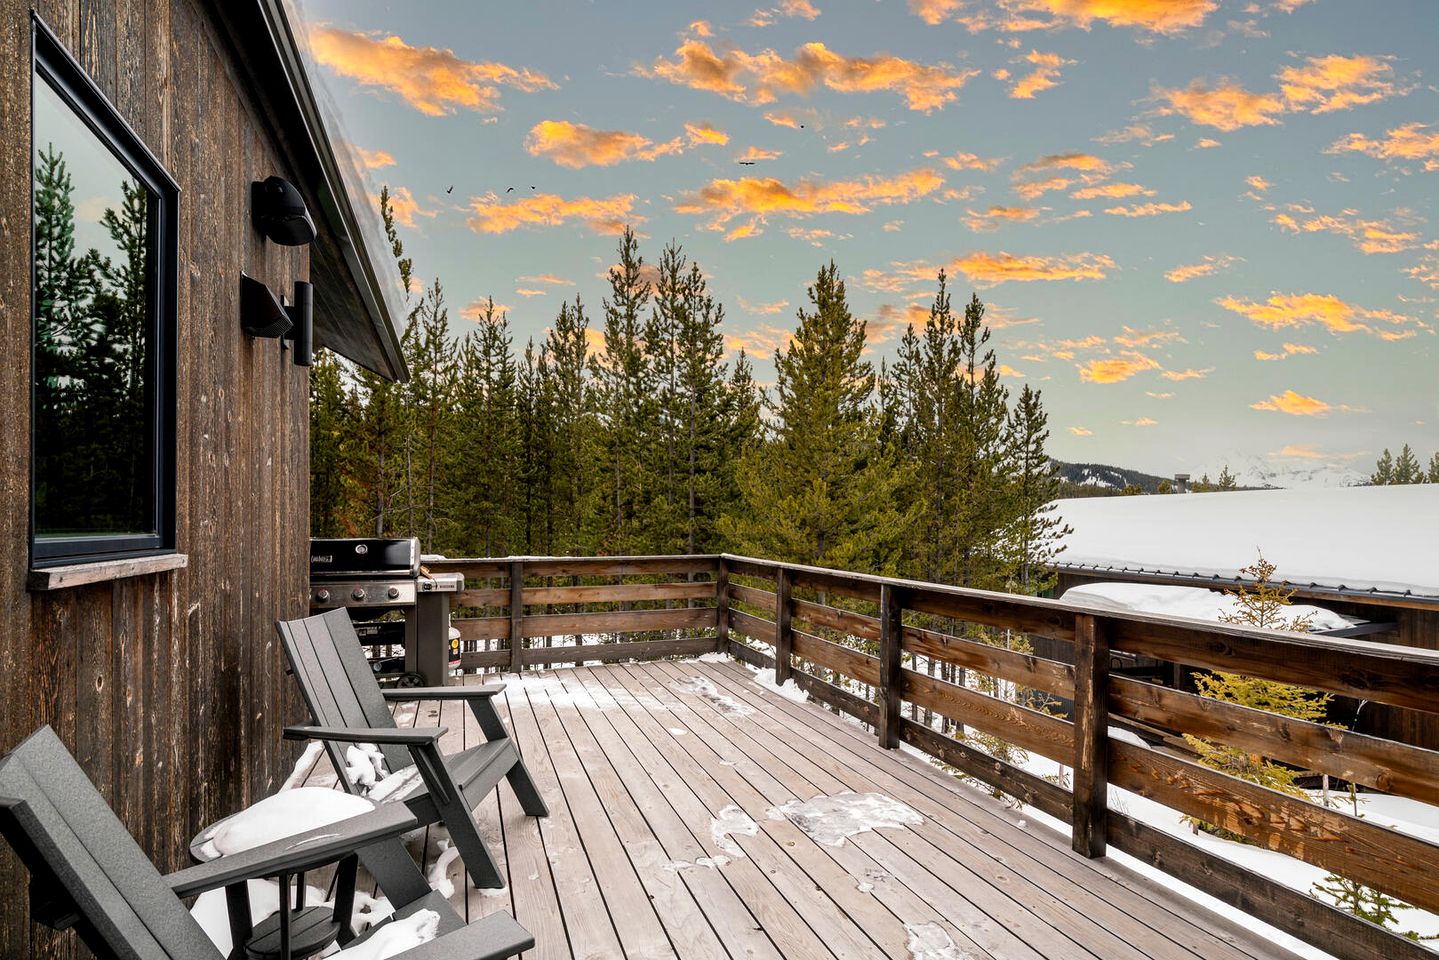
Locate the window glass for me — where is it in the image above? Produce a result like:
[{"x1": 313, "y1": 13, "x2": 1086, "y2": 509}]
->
[{"x1": 32, "y1": 68, "x2": 156, "y2": 543}]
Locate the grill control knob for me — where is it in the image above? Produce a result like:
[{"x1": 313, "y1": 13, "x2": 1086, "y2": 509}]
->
[
  {"x1": 352, "y1": 587, "x2": 366, "y2": 602},
  {"x1": 315, "y1": 588, "x2": 330, "y2": 604},
  {"x1": 387, "y1": 586, "x2": 401, "y2": 599}
]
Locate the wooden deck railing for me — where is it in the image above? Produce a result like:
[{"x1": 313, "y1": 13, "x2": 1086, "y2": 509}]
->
[{"x1": 427, "y1": 553, "x2": 1439, "y2": 960}]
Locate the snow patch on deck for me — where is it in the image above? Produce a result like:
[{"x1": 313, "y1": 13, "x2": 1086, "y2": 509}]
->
[
  {"x1": 767, "y1": 792, "x2": 922, "y2": 847},
  {"x1": 711, "y1": 803, "x2": 759, "y2": 857},
  {"x1": 672, "y1": 676, "x2": 756, "y2": 717},
  {"x1": 905, "y1": 922, "x2": 975, "y2": 959},
  {"x1": 751, "y1": 667, "x2": 809, "y2": 703}
]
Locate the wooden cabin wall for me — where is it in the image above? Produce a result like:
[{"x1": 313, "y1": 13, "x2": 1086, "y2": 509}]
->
[{"x1": 0, "y1": 2, "x2": 311, "y2": 955}]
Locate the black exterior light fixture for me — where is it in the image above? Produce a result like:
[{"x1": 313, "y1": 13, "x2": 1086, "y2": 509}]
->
[
  {"x1": 240, "y1": 274, "x2": 313, "y2": 366},
  {"x1": 251, "y1": 175, "x2": 316, "y2": 246}
]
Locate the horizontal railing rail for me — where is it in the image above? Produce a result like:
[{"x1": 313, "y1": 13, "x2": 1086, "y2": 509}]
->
[{"x1": 426, "y1": 555, "x2": 723, "y2": 671}]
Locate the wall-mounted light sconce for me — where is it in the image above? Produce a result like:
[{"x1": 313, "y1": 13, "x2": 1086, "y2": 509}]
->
[
  {"x1": 285, "y1": 280, "x2": 313, "y2": 367},
  {"x1": 251, "y1": 175, "x2": 315, "y2": 246},
  {"x1": 241, "y1": 275, "x2": 315, "y2": 367}
]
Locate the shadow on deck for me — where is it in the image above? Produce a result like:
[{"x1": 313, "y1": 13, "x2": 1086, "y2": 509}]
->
[{"x1": 299, "y1": 659, "x2": 1290, "y2": 960}]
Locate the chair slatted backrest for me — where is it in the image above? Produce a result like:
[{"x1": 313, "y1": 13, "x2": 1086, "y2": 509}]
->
[
  {"x1": 0, "y1": 727, "x2": 222, "y2": 960},
  {"x1": 276, "y1": 608, "x2": 410, "y2": 779}
]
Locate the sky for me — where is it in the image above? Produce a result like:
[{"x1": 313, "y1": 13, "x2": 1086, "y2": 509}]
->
[{"x1": 285, "y1": 0, "x2": 1438, "y2": 484}]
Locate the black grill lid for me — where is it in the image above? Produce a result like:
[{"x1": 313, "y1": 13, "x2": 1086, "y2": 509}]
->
[{"x1": 309, "y1": 538, "x2": 419, "y2": 577}]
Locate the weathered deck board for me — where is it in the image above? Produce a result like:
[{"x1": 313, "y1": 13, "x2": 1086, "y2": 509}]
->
[{"x1": 299, "y1": 660, "x2": 1296, "y2": 960}]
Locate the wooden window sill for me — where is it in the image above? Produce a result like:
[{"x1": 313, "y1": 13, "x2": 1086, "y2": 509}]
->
[{"x1": 28, "y1": 553, "x2": 188, "y2": 591}]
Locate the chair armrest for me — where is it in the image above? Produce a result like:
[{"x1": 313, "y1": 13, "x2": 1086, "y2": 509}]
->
[
  {"x1": 282, "y1": 725, "x2": 447, "y2": 745},
  {"x1": 394, "y1": 911, "x2": 534, "y2": 960},
  {"x1": 165, "y1": 803, "x2": 420, "y2": 898},
  {"x1": 381, "y1": 684, "x2": 504, "y2": 702}
]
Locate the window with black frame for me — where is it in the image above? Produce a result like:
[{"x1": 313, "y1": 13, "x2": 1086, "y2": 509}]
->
[{"x1": 30, "y1": 20, "x2": 177, "y2": 567}]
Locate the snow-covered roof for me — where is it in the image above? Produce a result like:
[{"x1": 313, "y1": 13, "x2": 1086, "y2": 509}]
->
[
  {"x1": 1053, "y1": 486, "x2": 1439, "y2": 603},
  {"x1": 1058, "y1": 582, "x2": 1355, "y2": 632}
]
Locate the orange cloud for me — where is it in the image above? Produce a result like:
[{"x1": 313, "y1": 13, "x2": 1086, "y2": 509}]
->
[
  {"x1": 1270, "y1": 207, "x2": 1420, "y2": 255},
  {"x1": 515, "y1": 288, "x2": 547, "y2": 297},
  {"x1": 1254, "y1": 342, "x2": 1317, "y2": 361},
  {"x1": 1328, "y1": 122, "x2": 1439, "y2": 171},
  {"x1": 937, "y1": 0, "x2": 1216, "y2": 33},
  {"x1": 1277, "y1": 54, "x2": 1397, "y2": 115},
  {"x1": 963, "y1": 205, "x2": 1044, "y2": 232},
  {"x1": 308, "y1": 28, "x2": 553, "y2": 116},
  {"x1": 737, "y1": 297, "x2": 791, "y2": 315},
  {"x1": 1156, "y1": 55, "x2": 1407, "y2": 132},
  {"x1": 467, "y1": 192, "x2": 639, "y2": 235},
  {"x1": 763, "y1": 110, "x2": 812, "y2": 129},
  {"x1": 383, "y1": 186, "x2": 436, "y2": 228},
  {"x1": 1071, "y1": 182, "x2": 1154, "y2": 200},
  {"x1": 1094, "y1": 124, "x2": 1174, "y2": 148},
  {"x1": 1014, "y1": 176, "x2": 1073, "y2": 200},
  {"x1": 674, "y1": 168, "x2": 945, "y2": 240},
  {"x1": 907, "y1": 0, "x2": 962, "y2": 25},
  {"x1": 1069, "y1": 426, "x2": 1093, "y2": 436},
  {"x1": 725, "y1": 324, "x2": 795, "y2": 358},
  {"x1": 1104, "y1": 200, "x2": 1193, "y2": 217},
  {"x1": 1165, "y1": 254, "x2": 1240, "y2": 283},
  {"x1": 1078, "y1": 351, "x2": 1161, "y2": 383},
  {"x1": 1154, "y1": 80, "x2": 1285, "y2": 131},
  {"x1": 1160, "y1": 367, "x2": 1211, "y2": 381},
  {"x1": 951, "y1": 250, "x2": 1115, "y2": 286},
  {"x1": 1195, "y1": 137, "x2": 1222, "y2": 148},
  {"x1": 525, "y1": 120, "x2": 684, "y2": 168},
  {"x1": 1009, "y1": 50, "x2": 1073, "y2": 99},
  {"x1": 685, "y1": 122, "x2": 730, "y2": 146},
  {"x1": 1018, "y1": 152, "x2": 1113, "y2": 175},
  {"x1": 737, "y1": 146, "x2": 783, "y2": 162},
  {"x1": 1125, "y1": 417, "x2": 1158, "y2": 427},
  {"x1": 517, "y1": 273, "x2": 574, "y2": 287},
  {"x1": 1114, "y1": 326, "x2": 1184, "y2": 348},
  {"x1": 638, "y1": 40, "x2": 978, "y2": 112},
  {"x1": 1405, "y1": 255, "x2": 1439, "y2": 290},
  {"x1": 943, "y1": 152, "x2": 1004, "y2": 172},
  {"x1": 355, "y1": 146, "x2": 395, "y2": 169},
  {"x1": 1249, "y1": 390, "x2": 1331, "y2": 416},
  {"x1": 1215, "y1": 292, "x2": 1424, "y2": 338}
]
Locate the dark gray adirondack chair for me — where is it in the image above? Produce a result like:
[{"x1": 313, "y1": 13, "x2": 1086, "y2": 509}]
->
[
  {"x1": 0, "y1": 725, "x2": 534, "y2": 960},
  {"x1": 277, "y1": 608, "x2": 547, "y2": 890}
]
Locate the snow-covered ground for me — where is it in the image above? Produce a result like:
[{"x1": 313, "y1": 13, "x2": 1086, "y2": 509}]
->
[{"x1": 1054, "y1": 485, "x2": 1439, "y2": 601}]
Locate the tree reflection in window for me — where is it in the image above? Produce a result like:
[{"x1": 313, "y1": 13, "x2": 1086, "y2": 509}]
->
[{"x1": 33, "y1": 73, "x2": 155, "y2": 541}]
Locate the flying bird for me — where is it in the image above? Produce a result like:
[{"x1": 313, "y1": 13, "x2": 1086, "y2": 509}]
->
[
  {"x1": 738, "y1": 160, "x2": 756, "y2": 166},
  {"x1": 445, "y1": 185, "x2": 454, "y2": 194},
  {"x1": 506, "y1": 187, "x2": 514, "y2": 192}
]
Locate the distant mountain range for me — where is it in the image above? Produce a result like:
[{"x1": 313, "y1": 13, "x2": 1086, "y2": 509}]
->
[{"x1": 1054, "y1": 456, "x2": 1370, "y2": 496}]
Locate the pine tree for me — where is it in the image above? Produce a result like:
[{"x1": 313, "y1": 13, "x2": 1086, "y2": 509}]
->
[
  {"x1": 403, "y1": 280, "x2": 457, "y2": 550},
  {"x1": 1393, "y1": 444, "x2": 1422, "y2": 484},
  {"x1": 1217, "y1": 464, "x2": 1237, "y2": 490},
  {"x1": 350, "y1": 187, "x2": 416, "y2": 535},
  {"x1": 593, "y1": 228, "x2": 654, "y2": 554},
  {"x1": 721, "y1": 261, "x2": 912, "y2": 572},
  {"x1": 1311, "y1": 875, "x2": 1438, "y2": 941},
  {"x1": 545, "y1": 296, "x2": 598, "y2": 555},
  {"x1": 1184, "y1": 554, "x2": 1333, "y2": 839},
  {"x1": 999, "y1": 385, "x2": 1070, "y2": 594},
  {"x1": 309, "y1": 349, "x2": 358, "y2": 536},
  {"x1": 1371, "y1": 449, "x2": 1395, "y2": 485},
  {"x1": 1429, "y1": 453, "x2": 1439, "y2": 484},
  {"x1": 448, "y1": 299, "x2": 521, "y2": 556},
  {"x1": 1155, "y1": 479, "x2": 1173, "y2": 495}
]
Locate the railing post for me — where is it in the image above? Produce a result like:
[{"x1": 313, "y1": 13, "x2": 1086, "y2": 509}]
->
[
  {"x1": 774, "y1": 567, "x2": 793, "y2": 684},
  {"x1": 1072, "y1": 612, "x2": 1109, "y2": 858},
  {"x1": 877, "y1": 583, "x2": 904, "y2": 749},
  {"x1": 508, "y1": 559, "x2": 525, "y2": 674},
  {"x1": 714, "y1": 557, "x2": 730, "y2": 648}
]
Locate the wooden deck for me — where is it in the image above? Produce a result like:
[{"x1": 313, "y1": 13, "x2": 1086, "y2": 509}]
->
[{"x1": 299, "y1": 658, "x2": 1295, "y2": 960}]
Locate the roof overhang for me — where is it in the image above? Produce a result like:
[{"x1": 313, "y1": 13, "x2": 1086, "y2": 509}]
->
[{"x1": 203, "y1": 0, "x2": 408, "y2": 381}]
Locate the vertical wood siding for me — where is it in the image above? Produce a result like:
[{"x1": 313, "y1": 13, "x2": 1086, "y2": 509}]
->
[{"x1": 0, "y1": 1, "x2": 311, "y2": 954}]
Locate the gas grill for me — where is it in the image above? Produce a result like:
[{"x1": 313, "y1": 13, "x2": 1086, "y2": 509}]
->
[{"x1": 309, "y1": 537, "x2": 463, "y2": 686}]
